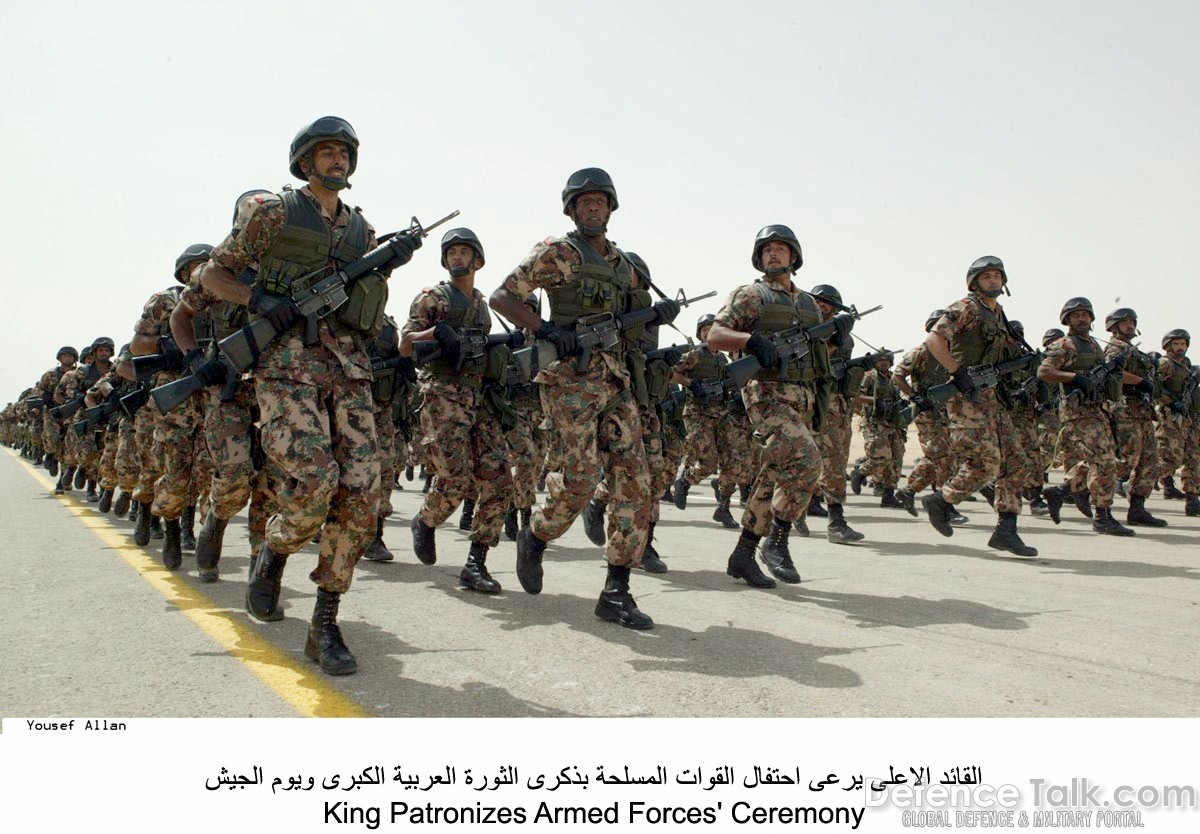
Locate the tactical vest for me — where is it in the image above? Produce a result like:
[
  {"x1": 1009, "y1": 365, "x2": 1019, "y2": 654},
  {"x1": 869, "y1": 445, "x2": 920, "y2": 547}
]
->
[
  {"x1": 948, "y1": 296, "x2": 1008, "y2": 368},
  {"x1": 911, "y1": 348, "x2": 950, "y2": 393},
  {"x1": 1161, "y1": 357, "x2": 1192, "y2": 397},
  {"x1": 751, "y1": 281, "x2": 825, "y2": 384},
  {"x1": 82, "y1": 362, "x2": 102, "y2": 388},
  {"x1": 690, "y1": 348, "x2": 727, "y2": 381},
  {"x1": 157, "y1": 286, "x2": 183, "y2": 338},
  {"x1": 1065, "y1": 334, "x2": 1101, "y2": 373},
  {"x1": 1112, "y1": 339, "x2": 1151, "y2": 401},
  {"x1": 645, "y1": 356, "x2": 673, "y2": 403},
  {"x1": 425, "y1": 282, "x2": 492, "y2": 382},
  {"x1": 867, "y1": 368, "x2": 900, "y2": 404},
  {"x1": 546, "y1": 234, "x2": 637, "y2": 348}
]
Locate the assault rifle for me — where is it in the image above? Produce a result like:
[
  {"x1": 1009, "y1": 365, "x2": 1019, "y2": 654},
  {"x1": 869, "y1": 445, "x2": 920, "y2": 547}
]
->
[
  {"x1": 50, "y1": 397, "x2": 85, "y2": 421},
  {"x1": 72, "y1": 390, "x2": 124, "y2": 436},
  {"x1": 119, "y1": 386, "x2": 150, "y2": 419},
  {"x1": 131, "y1": 350, "x2": 182, "y2": 383},
  {"x1": 924, "y1": 351, "x2": 1044, "y2": 407},
  {"x1": 830, "y1": 352, "x2": 882, "y2": 381},
  {"x1": 726, "y1": 304, "x2": 882, "y2": 388},
  {"x1": 645, "y1": 343, "x2": 692, "y2": 367},
  {"x1": 1064, "y1": 352, "x2": 1126, "y2": 405},
  {"x1": 150, "y1": 352, "x2": 241, "y2": 414},
  {"x1": 372, "y1": 354, "x2": 416, "y2": 382},
  {"x1": 690, "y1": 377, "x2": 737, "y2": 403},
  {"x1": 218, "y1": 210, "x2": 460, "y2": 372},
  {"x1": 412, "y1": 331, "x2": 523, "y2": 373},
  {"x1": 656, "y1": 388, "x2": 689, "y2": 439},
  {"x1": 1169, "y1": 366, "x2": 1199, "y2": 424},
  {"x1": 511, "y1": 290, "x2": 716, "y2": 381}
]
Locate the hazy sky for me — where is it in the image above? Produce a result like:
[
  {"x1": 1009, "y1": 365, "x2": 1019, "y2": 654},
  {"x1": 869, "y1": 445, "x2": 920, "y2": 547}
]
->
[{"x1": 3, "y1": 0, "x2": 1198, "y2": 399}]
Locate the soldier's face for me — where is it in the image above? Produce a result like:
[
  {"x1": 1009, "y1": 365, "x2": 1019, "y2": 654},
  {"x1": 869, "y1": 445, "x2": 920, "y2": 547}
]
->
[
  {"x1": 1167, "y1": 338, "x2": 1188, "y2": 357},
  {"x1": 975, "y1": 270, "x2": 1005, "y2": 294},
  {"x1": 760, "y1": 241, "x2": 794, "y2": 272},
  {"x1": 572, "y1": 192, "x2": 611, "y2": 227},
  {"x1": 307, "y1": 141, "x2": 350, "y2": 178},
  {"x1": 445, "y1": 244, "x2": 479, "y2": 272},
  {"x1": 58, "y1": 354, "x2": 75, "y2": 367},
  {"x1": 94, "y1": 347, "x2": 113, "y2": 362},
  {"x1": 698, "y1": 324, "x2": 712, "y2": 343},
  {"x1": 815, "y1": 299, "x2": 835, "y2": 317},
  {"x1": 1115, "y1": 319, "x2": 1136, "y2": 339},
  {"x1": 1067, "y1": 310, "x2": 1092, "y2": 334}
]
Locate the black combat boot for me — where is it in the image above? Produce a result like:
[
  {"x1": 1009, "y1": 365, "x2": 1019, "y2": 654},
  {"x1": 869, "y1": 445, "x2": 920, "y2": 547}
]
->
[
  {"x1": 128, "y1": 499, "x2": 140, "y2": 525},
  {"x1": 97, "y1": 488, "x2": 114, "y2": 514},
  {"x1": 712, "y1": 495, "x2": 738, "y2": 528},
  {"x1": 826, "y1": 502, "x2": 865, "y2": 544},
  {"x1": 710, "y1": 478, "x2": 721, "y2": 502},
  {"x1": 180, "y1": 505, "x2": 197, "y2": 551},
  {"x1": 849, "y1": 465, "x2": 864, "y2": 495},
  {"x1": 672, "y1": 478, "x2": 690, "y2": 510},
  {"x1": 660, "y1": 485, "x2": 675, "y2": 504},
  {"x1": 85, "y1": 479, "x2": 99, "y2": 503},
  {"x1": 738, "y1": 483, "x2": 751, "y2": 507},
  {"x1": 162, "y1": 518, "x2": 183, "y2": 569},
  {"x1": 149, "y1": 512, "x2": 163, "y2": 540},
  {"x1": 304, "y1": 588, "x2": 357, "y2": 675},
  {"x1": 1026, "y1": 486, "x2": 1049, "y2": 517},
  {"x1": 921, "y1": 491, "x2": 955, "y2": 537},
  {"x1": 54, "y1": 468, "x2": 69, "y2": 494},
  {"x1": 893, "y1": 487, "x2": 919, "y2": 517},
  {"x1": 1126, "y1": 493, "x2": 1167, "y2": 527},
  {"x1": 460, "y1": 542, "x2": 501, "y2": 593},
  {"x1": 503, "y1": 505, "x2": 519, "y2": 541},
  {"x1": 537, "y1": 470, "x2": 547, "y2": 492},
  {"x1": 948, "y1": 506, "x2": 970, "y2": 526},
  {"x1": 515, "y1": 526, "x2": 546, "y2": 594},
  {"x1": 133, "y1": 501, "x2": 153, "y2": 545},
  {"x1": 794, "y1": 516, "x2": 810, "y2": 537},
  {"x1": 113, "y1": 490, "x2": 131, "y2": 518},
  {"x1": 410, "y1": 516, "x2": 437, "y2": 565},
  {"x1": 987, "y1": 512, "x2": 1038, "y2": 557},
  {"x1": 362, "y1": 517, "x2": 394, "y2": 562},
  {"x1": 246, "y1": 542, "x2": 289, "y2": 622},
  {"x1": 1093, "y1": 506, "x2": 1135, "y2": 536},
  {"x1": 520, "y1": 507, "x2": 532, "y2": 531},
  {"x1": 759, "y1": 519, "x2": 800, "y2": 584},
  {"x1": 979, "y1": 483, "x2": 996, "y2": 507},
  {"x1": 1162, "y1": 477, "x2": 1185, "y2": 500},
  {"x1": 1072, "y1": 490, "x2": 1094, "y2": 518},
  {"x1": 1115, "y1": 479, "x2": 1128, "y2": 499},
  {"x1": 422, "y1": 474, "x2": 433, "y2": 494},
  {"x1": 595, "y1": 564, "x2": 654, "y2": 630},
  {"x1": 44, "y1": 453, "x2": 58, "y2": 477},
  {"x1": 1041, "y1": 484, "x2": 1068, "y2": 524},
  {"x1": 807, "y1": 495, "x2": 828, "y2": 518},
  {"x1": 74, "y1": 467, "x2": 87, "y2": 490},
  {"x1": 1185, "y1": 493, "x2": 1200, "y2": 517},
  {"x1": 582, "y1": 497, "x2": 607, "y2": 546},
  {"x1": 638, "y1": 522, "x2": 668, "y2": 573},
  {"x1": 194, "y1": 511, "x2": 227, "y2": 582},
  {"x1": 725, "y1": 529, "x2": 775, "y2": 587},
  {"x1": 458, "y1": 498, "x2": 476, "y2": 531},
  {"x1": 880, "y1": 487, "x2": 904, "y2": 509},
  {"x1": 404, "y1": 463, "x2": 414, "y2": 481}
]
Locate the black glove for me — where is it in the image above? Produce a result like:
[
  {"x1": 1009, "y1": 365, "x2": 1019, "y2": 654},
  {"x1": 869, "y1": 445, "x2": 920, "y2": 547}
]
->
[
  {"x1": 157, "y1": 336, "x2": 185, "y2": 372},
  {"x1": 664, "y1": 347, "x2": 683, "y2": 366},
  {"x1": 248, "y1": 287, "x2": 302, "y2": 332},
  {"x1": 831, "y1": 313, "x2": 856, "y2": 342},
  {"x1": 1071, "y1": 373, "x2": 1100, "y2": 397},
  {"x1": 432, "y1": 321, "x2": 462, "y2": 365},
  {"x1": 385, "y1": 232, "x2": 422, "y2": 270},
  {"x1": 1135, "y1": 377, "x2": 1154, "y2": 395},
  {"x1": 951, "y1": 366, "x2": 973, "y2": 393},
  {"x1": 745, "y1": 332, "x2": 779, "y2": 369},
  {"x1": 185, "y1": 349, "x2": 228, "y2": 387},
  {"x1": 651, "y1": 298, "x2": 681, "y2": 325},
  {"x1": 505, "y1": 331, "x2": 527, "y2": 350},
  {"x1": 535, "y1": 321, "x2": 580, "y2": 357},
  {"x1": 397, "y1": 356, "x2": 417, "y2": 383},
  {"x1": 911, "y1": 393, "x2": 933, "y2": 413}
]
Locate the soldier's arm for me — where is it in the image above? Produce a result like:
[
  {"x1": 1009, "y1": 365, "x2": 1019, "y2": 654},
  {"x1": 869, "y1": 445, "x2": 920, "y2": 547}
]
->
[
  {"x1": 707, "y1": 287, "x2": 757, "y2": 352},
  {"x1": 399, "y1": 291, "x2": 440, "y2": 358},
  {"x1": 169, "y1": 300, "x2": 201, "y2": 353},
  {"x1": 489, "y1": 242, "x2": 558, "y2": 333},
  {"x1": 202, "y1": 198, "x2": 283, "y2": 305},
  {"x1": 923, "y1": 331, "x2": 957, "y2": 374},
  {"x1": 1037, "y1": 342, "x2": 1076, "y2": 384}
]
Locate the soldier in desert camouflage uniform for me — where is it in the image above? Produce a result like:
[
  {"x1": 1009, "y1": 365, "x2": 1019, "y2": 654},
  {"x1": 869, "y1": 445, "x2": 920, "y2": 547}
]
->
[
  {"x1": 1037, "y1": 297, "x2": 1134, "y2": 536},
  {"x1": 708, "y1": 225, "x2": 847, "y2": 587},
  {"x1": 82, "y1": 342, "x2": 136, "y2": 512},
  {"x1": 920, "y1": 256, "x2": 1038, "y2": 557},
  {"x1": 56, "y1": 339, "x2": 112, "y2": 501},
  {"x1": 200, "y1": 117, "x2": 420, "y2": 675},
  {"x1": 405, "y1": 228, "x2": 517, "y2": 592},
  {"x1": 1154, "y1": 328, "x2": 1200, "y2": 516},
  {"x1": 500, "y1": 293, "x2": 547, "y2": 541},
  {"x1": 35, "y1": 346, "x2": 78, "y2": 478},
  {"x1": 855, "y1": 350, "x2": 909, "y2": 510},
  {"x1": 491, "y1": 168, "x2": 680, "y2": 629}
]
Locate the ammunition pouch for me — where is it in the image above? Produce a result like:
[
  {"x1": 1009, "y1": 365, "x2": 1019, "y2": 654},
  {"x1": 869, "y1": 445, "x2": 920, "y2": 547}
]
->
[{"x1": 336, "y1": 271, "x2": 388, "y2": 337}]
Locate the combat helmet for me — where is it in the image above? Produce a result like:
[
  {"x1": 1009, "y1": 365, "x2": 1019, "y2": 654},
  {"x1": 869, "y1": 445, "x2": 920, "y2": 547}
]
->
[
  {"x1": 79, "y1": 345, "x2": 94, "y2": 361},
  {"x1": 625, "y1": 251, "x2": 651, "y2": 284},
  {"x1": 1059, "y1": 297, "x2": 1094, "y2": 325},
  {"x1": 924, "y1": 309, "x2": 945, "y2": 333},
  {"x1": 56, "y1": 345, "x2": 79, "y2": 361},
  {"x1": 966, "y1": 255, "x2": 1007, "y2": 293},
  {"x1": 1042, "y1": 328, "x2": 1065, "y2": 347},
  {"x1": 91, "y1": 336, "x2": 115, "y2": 352},
  {"x1": 1009, "y1": 320, "x2": 1025, "y2": 339},
  {"x1": 695, "y1": 313, "x2": 716, "y2": 340},
  {"x1": 752, "y1": 225, "x2": 802, "y2": 274},
  {"x1": 289, "y1": 116, "x2": 359, "y2": 189},
  {"x1": 174, "y1": 243, "x2": 213, "y2": 282},
  {"x1": 810, "y1": 284, "x2": 842, "y2": 308},
  {"x1": 1162, "y1": 328, "x2": 1191, "y2": 349},
  {"x1": 522, "y1": 293, "x2": 541, "y2": 316},
  {"x1": 439, "y1": 228, "x2": 485, "y2": 275},
  {"x1": 561, "y1": 168, "x2": 618, "y2": 214},
  {"x1": 1104, "y1": 308, "x2": 1137, "y2": 333}
]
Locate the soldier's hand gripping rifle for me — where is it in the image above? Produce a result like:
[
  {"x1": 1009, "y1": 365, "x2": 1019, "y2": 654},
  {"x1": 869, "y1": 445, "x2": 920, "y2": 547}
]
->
[
  {"x1": 1169, "y1": 366, "x2": 1199, "y2": 425},
  {"x1": 726, "y1": 304, "x2": 882, "y2": 389},
  {"x1": 72, "y1": 389, "x2": 124, "y2": 436},
  {"x1": 218, "y1": 210, "x2": 460, "y2": 372},
  {"x1": 1063, "y1": 351, "x2": 1126, "y2": 405},
  {"x1": 150, "y1": 349, "x2": 242, "y2": 414},
  {"x1": 50, "y1": 396, "x2": 85, "y2": 421},
  {"x1": 644, "y1": 343, "x2": 692, "y2": 367},
  {"x1": 371, "y1": 354, "x2": 417, "y2": 383},
  {"x1": 412, "y1": 330, "x2": 526, "y2": 373},
  {"x1": 511, "y1": 290, "x2": 717, "y2": 382},
  {"x1": 923, "y1": 350, "x2": 1045, "y2": 407}
]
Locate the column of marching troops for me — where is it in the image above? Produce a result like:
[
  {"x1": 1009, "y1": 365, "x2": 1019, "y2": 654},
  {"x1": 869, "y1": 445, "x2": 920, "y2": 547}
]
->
[{"x1": 3, "y1": 116, "x2": 1198, "y2": 678}]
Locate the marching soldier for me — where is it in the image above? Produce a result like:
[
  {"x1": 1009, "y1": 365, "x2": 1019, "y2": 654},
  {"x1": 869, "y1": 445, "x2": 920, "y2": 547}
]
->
[
  {"x1": 35, "y1": 346, "x2": 78, "y2": 478},
  {"x1": 855, "y1": 350, "x2": 908, "y2": 510},
  {"x1": 1154, "y1": 329, "x2": 1199, "y2": 515}
]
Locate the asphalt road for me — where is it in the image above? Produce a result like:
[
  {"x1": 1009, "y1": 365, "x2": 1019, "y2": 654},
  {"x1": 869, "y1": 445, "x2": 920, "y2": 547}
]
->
[{"x1": 2, "y1": 446, "x2": 1197, "y2": 718}]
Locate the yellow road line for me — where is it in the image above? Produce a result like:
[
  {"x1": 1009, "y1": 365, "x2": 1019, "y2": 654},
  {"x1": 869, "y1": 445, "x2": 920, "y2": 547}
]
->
[{"x1": 7, "y1": 450, "x2": 370, "y2": 718}]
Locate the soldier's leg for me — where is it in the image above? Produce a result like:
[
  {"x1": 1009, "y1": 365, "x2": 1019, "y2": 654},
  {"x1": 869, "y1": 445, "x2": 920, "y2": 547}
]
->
[
  {"x1": 942, "y1": 425, "x2": 1002, "y2": 506},
  {"x1": 505, "y1": 412, "x2": 541, "y2": 511},
  {"x1": 468, "y1": 411, "x2": 513, "y2": 547},
  {"x1": 416, "y1": 395, "x2": 476, "y2": 528},
  {"x1": 531, "y1": 378, "x2": 609, "y2": 543},
  {"x1": 713, "y1": 412, "x2": 742, "y2": 500}
]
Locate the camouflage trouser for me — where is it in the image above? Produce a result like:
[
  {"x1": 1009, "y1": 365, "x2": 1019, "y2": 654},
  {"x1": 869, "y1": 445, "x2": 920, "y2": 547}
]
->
[
  {"x1": 257, "y1": 365, "x2": 379, "y2": 595},
  {"x1": 1155, "y1": 409, "x2": 1200, "y2": 493},
  {"x1": 203, "y1": 380, "x2": 258, "y2": 522},
  {"x1": 115, "y1": 416, "x2": 139, "y2": 492},
  {"x1": 860, "y1": 420, "x2": 904, "y2": 488},
  {"x1": 77, "y1": 425, "x2": 101, "y2": 475},
  {"x1": 373, "y1": 401, "x2": 396, "y2": 519},
  {"x1": 719, "y1": 407, "x2": 757, "y2": 493},
  {"x1": 152, "y1": 391, "x2": 205, "y2": 521},
  {"x1": 907, "y1": 410, "x2": 954, "y2": 493},
  {"x1": 1008, "y1": 407, "x2": 1043, "y2": 491},
  {"x1": 819, "y1": 395, "x2": 853, "y2": 503},
  {"x1": 505, "y1": 396, "x2": 546, "y2": 511},
  {"x1": 534, "y1": 366, "x2": 651, "y2": 566},
  {"x1": 1111, "y1": 402, "x2": 1159, "y2": 496},
  {"x1": 418, "y1": 388, "x2": 512, "y2": 547},
  {"x1": 742, "y1": 385, "x2": 822, "y2": 535},
  {"x1": 1037, "y1": 410, "x2": 1062, "y2": 477},
  {"x1": 943, "y1": 398, "x2": 1026, "y2": 514},
  {"x1": 1060, "y1": 408, "x2": 1118, "y2": 508},
  {"x1": 596, "y1": 403, "x2": 664, "y2": 523},
  {"x1": 132, "y1": 406, "x2": 162, "y2": 504},
  {"x1": 42, "y1": 411, "x2": 63, "y2": 456},
  {"x1": 680, "y1": 405, "x2": 735, "y2": 496},
  {"x1": 98, "y1": 425, "x2": 119, "y2": 489},
  {"x1": 660, "y1": 415, "x2": 685, "y2": 496}
]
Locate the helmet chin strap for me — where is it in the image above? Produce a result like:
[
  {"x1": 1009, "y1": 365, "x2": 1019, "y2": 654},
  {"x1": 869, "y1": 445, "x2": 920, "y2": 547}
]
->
[
  {"x1": 764, "y1": 266, "x2": 789, "y2": 277},
  {"x1": 318, "y1": 175, "x2": 351, "y2": 191},
  {"x1": 448, "y1": 266, "x2": 470, "y2": 278},
  {"x1": 576, "y1": 222, "x2": 606, "y2": 237},
  {"x1": 982, "y1": 286, "x2": 1005, "y2": 298}
]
